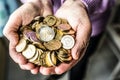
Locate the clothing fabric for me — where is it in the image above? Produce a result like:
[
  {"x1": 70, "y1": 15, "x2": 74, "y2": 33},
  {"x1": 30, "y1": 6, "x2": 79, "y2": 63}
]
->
[{"x1": 0, "y1": 0, "x2": 18, "y2": 37}]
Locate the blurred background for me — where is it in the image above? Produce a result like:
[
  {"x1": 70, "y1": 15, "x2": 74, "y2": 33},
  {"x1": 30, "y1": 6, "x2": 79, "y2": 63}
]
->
[{"x1": 0, "y1": 0, "x2": 120, "y2": 80}]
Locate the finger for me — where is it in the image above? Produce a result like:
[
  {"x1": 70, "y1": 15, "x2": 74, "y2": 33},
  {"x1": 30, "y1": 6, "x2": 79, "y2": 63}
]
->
[
  {"x1": 55, "y1": 60, "x2": 77, "y2": 74},
  {"x1": 41, "y1": 0, "x2": 53, "y2": 16},
  {"x1": 19, "y1": 64, "x2": 26, "y2": 70},
  {"x1": 31, "y1": 67, "x2": 39, "y2": 74},
  {"x1": 9, "y1": 42, "x2": 27, "y2": 64},
  {"x1": 19, "y1": 63, "x2": 35, "y2": 70},
  {"x1": 3, "y1": 3, "x2": 41, "y2": 40},
  {"x1": 39, "y1": 66, "x2": 55, "y2": 75},
  {"x1": 71, "y1": 23, "x2": 91, "y2": 60}
]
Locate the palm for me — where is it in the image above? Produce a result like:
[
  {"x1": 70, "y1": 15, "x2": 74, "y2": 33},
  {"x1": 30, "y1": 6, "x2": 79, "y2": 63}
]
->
[{"x1": 39, "y1": 0, "x2": 91, "y2": 75}]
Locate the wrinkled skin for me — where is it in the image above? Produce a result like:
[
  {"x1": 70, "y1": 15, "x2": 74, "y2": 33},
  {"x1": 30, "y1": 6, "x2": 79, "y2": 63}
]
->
[{"x1": 3, "y1": 0, "x2": 91, "y2": 75}]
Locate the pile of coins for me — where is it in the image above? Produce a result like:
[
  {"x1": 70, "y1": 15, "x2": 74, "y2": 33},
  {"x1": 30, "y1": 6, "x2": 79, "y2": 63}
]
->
[{"x1": 16, "y1": 15, "x2": 76, "y2": 67}]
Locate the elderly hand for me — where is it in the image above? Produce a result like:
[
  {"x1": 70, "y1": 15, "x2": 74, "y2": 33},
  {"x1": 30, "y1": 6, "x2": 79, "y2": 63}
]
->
[
  {"x1": 3, "y1": 0, "x2": 91, "y2": 75},
  {"x1": 3, "y1": 0, "x2": 53, "y2": 74},
  {"x1": 39, "y1": 0, "x2": 92, "y2": 75}
]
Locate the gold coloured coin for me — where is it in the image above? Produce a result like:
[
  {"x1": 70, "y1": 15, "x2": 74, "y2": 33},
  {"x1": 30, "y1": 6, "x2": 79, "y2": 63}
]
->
[
  {"x1": 57, "y1": 48, "x2": 72, "y2": 62},
  {"x1": 31, "y1": 21, "x2": 40, "y2": 29},
  {"x1": 55, "y1": 18, "x2": 62, "y2": 26},
  {"x1": 61, "y1": 19, "x2": 68, "y2": 24},
  {"x1": 63, "y1": 29, "x2": 75, "y2": 35},
  {"x1": 44, "y1": 15, "x2": 57, "y2": 26},
  {"x1": 45, "y1": 51, "x2": 57, "y2": 67},
  {"x1": 55, "y1": 29, "x2": 64, "y2": 40},
  {"x1": 57, "y1": 24, "x2": 71, "y2": 31},
  {"x1": 51, "y1": 51, "x2": 57, "y2": 66},
  {"x1": 45, "y1": 51, "x2": 53, "y2": 67},
  {"x1": 33, "y1": 42, "x2": 46, "y2": 50},
  {"x1": 44, "y1": 40, "x2": 62, "y2": 51}
]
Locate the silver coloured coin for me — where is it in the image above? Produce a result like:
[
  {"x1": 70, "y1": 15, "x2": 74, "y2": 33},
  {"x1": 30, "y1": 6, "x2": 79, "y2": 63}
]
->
[
  {"x1": 39, "y1": 25, "x2": 55, "y2": 42},
  {"x1": 61, "y1": 35, "x2": 75, "y2": 49}
]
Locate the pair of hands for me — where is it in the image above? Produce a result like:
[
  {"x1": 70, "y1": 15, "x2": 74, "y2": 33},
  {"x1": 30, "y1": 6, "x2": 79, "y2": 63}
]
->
[{"x1": 3, "y1": 0, "x2": 91, "y2": 75}]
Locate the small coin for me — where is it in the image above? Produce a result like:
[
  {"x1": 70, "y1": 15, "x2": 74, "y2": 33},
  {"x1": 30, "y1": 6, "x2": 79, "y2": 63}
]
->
[
  {"x1": 24, "y1": 30, "x2": 39, "y2": 42},
  {"x1": 44, "y1": 40, "x2": 62, "y2": 51},
  {"x1": 22, "y1": 44, "x2": 36, "y2": 59},
  {"x1": 61, "y1": 35, "x2": 75, "y2": 49},
  {"x1": 55, "y1": 29, "x2": 64, "y2": 40},
  {"x1": 50, "y1": 51, "x2": 57, "y2": 66},
  {"x1": 45, "y1": 51, "x2": 53, "y2": 67},
  {"x1": 63, "y1": 29, "x2": 75, "y2": 35},
  {"x1": 61, "y1": 19, "x2": 68, "y2": 24},
  {"x1": 29, "y1": 50, "x2": 39, "y2": 62},
  {"x1": 44, "y1": 15, "x2": 57, "y2": 26},
  {"x1": 16, "y1": 38, "x2": 27, "y2": 52},
  {"x1": 34, "y1": 16, "x2": 44, "y2": 22},
  {"x1": 33, "y1": 49, "x2": 43, "y2": 65},
  {"x1": 31, "y1": 21, "x2": 40, "y2": 29},
  {"x1": 45, "y1": 51, "x2": 57, "y2": 67},
  {"x1": 19, "y1": 26, "x2": 31, "y2": 32},
  {"x1": 39, "y1": 52, "x2": 47, "y2": 66},
  {"x1": 55, "y1": 18, "x2": 62, "y2": 26},
  {"x1": 58, "y1": 54, "x2": 72, "y2": 62},
  {"x1": 57, "y1": 48, "x2": 72, "y2": 62},
  {"x1": 39, "y1": 25, "x2": 55, "y2": 42},
  {"x1": 37, "y1": 48, "x2": 43, "y2": 57},
  {"x1": 57, "y1": 24, "x2": 71, "y2": 31},
  {"x1": 35, "y1": 23, "x2": 43, "y2": 33},
  {"x1": 33, "y1": 42, "x2": 46, "y2": 50}
]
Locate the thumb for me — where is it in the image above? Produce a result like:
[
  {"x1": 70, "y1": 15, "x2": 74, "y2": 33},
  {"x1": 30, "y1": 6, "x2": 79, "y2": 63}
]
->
[
  {"x1": 71, "y1": 23, "x2": 91, "y2": 60},
  {"x1": 41, "y1": 0, "x2": 53, "y2": 16}
]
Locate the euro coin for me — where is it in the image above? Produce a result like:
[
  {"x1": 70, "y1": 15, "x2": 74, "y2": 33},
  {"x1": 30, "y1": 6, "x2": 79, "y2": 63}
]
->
[
  {"x1": 50, "y1": 51, "x2": 57, "y2": 66},
  {"x1": 44, "y1": 40, "x2": 62, "y2": 50},
  {"x1": 16, "y1": 38, "x2": 27, "y2": 52},
  {"x1": 57, "y1": 48, "x2": 72, "y2": 62},
  {"x1": 33, "y1": 42, "x2": 46, "y2": 50},
  {"x1": 31, "y1": 21, "x2": 40, "y2": 29},
  {"x1": 55, "y1": 18, "x2": 62, "y2": 26},
  {"x1": 61, "y1": 35, "x2": 75, "y2": 49},
  {"x1": 57, "y1": 24, "x2": 71, "y2": 31},
  {"x1": 61, "y1": 19, "x2": 68, "y2": 24},
  {"x1": 55, "y1": 29, "x2": 64, "y2": 40},
  {"x1": 44, "y1": 15, "x2": 57, "y2": 26},
  {"x1": 22, "y1": 44, "x2": 36, "y2": 59},
  {"x1": 39, "y1": 25, "x2": 55, "y2": 42},
  {"x1": 45, "y1": 51, "x2": 53, "y2": 67},
  {"x1": 29, "y1": 50, "x2": 39, "y2": 62},
  {"x1": 63, "y1": 29, "x2": 75, "y2": 35}
]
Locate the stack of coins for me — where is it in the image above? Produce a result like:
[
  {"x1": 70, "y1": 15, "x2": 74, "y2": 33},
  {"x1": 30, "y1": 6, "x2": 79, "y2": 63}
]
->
[{"x1": 16, "y1": 15, "x2": 76, "y2": 67}]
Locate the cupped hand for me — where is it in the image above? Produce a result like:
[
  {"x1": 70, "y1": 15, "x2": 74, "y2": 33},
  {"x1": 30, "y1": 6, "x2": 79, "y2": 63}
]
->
[
  {"x1": 3, "y1": 0, "x2": 53, "y2": 74},
  {"x1": 3, "y1": 0, "x2": 91, "y2": 75},
  {"x1": 39, "y1": 0, "x2": 92, "y2": 75}
]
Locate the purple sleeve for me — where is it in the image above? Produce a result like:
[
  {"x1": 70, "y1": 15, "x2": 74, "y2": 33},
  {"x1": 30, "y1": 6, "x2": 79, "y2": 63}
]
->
[
  {"x1": 81, "y1": 0, "x2": 115, "y2": 15},
  {"x1": 80, "y1": 0, "x2": 115, "y2": 36}
]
